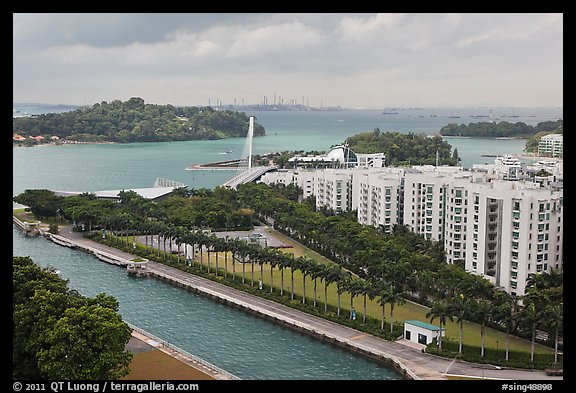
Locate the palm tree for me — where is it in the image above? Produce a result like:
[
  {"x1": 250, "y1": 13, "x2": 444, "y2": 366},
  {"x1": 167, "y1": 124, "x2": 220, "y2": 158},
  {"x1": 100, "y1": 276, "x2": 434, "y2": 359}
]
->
[
  {"x1": 353, "y1": 278, "x2": 371, "y2": 323},
  {"x1": 297, "y1": 256, "x2": 314, "y2": 305},
  {"x1": 268, "y1": 250, "x2": 281, "y2": 294},
  {"x1": 387, "y1": 284, "x2": 405, "y2": 335},
  {"x1": 518, "y1": 299, "x2": 540, "y2": 362},
  {"x1": 447, "y1": 294, "x2": 469, "y2": 354},
  {"x1": 426, "y1": 299, "x2": 452, "y2": 350},
  {"x1": 290, "y1": 257, "x2": 297, "y2": 300},
  {"x1": 346, "y1": 277, "x2": 363, "y2": 320},
  {"x1": 336, "y1": 272, "x2": 351, "y2": 317},
  {"x1": 470, "y1": 298, "x2": 492, "y2": 357},
  {"x1": 492, "y1": 294, "x2": 518, "y2": 362},
  {"x1": 309, "y1": 261, "x2": 324, "y2": 307},
  {"x1": 370, "y1": 280, "x2": 389, "y2": 330},
  {"x1": 463, "y1": 276, "x2": 495, "y2": 301},
  {"x1": 321, "y1": 264, "x2": 342, "y2": 313},
  {"x1": 278, "y1": 254, "x2": 292, "y2": 296},
  {"x1": 543, "y1": 302, "x2": 563, "y2": 364},
  {"x1": 223, "y1": 237, "x2": 229, "y2": 279}
]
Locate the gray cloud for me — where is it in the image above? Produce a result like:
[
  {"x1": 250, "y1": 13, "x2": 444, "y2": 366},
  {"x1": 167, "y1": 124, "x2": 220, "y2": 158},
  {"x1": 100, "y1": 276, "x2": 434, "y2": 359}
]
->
[{"x1": 13, "y1": 13, "x2": 563, "y2": 108}]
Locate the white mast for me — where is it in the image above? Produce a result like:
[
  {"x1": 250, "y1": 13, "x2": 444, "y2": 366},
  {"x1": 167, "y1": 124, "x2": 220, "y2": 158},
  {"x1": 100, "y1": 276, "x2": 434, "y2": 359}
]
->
[{"x1": 248, "y1": 116, "x2": 254, "y2": 171}]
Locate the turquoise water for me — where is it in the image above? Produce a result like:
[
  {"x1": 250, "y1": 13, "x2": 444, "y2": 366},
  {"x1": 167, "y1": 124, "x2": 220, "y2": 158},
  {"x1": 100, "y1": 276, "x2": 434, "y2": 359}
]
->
[
  {"x1": 12, "y1": 106, "x2": 562, "y2": 379},
  {"x1": 12, "y1": 227, "x2": 400, "y2": 380},
  {"x1": 13, "y1": 107, "x2": 561, "y2": 195}
]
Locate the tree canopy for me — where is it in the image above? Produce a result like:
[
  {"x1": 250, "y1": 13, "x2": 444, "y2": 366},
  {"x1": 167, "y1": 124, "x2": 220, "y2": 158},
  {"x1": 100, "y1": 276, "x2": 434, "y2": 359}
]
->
[
  {"x1": 13, "y1": 97, "x2": 266, "y2": 143},
  {"x1": 439, "y1": 119, "x2": 562, "y2": 138},
  {"x1": 345, "y1": 129, "x2": 460, "y2": 166},
  {"x1": 13, "y1": 256, "x2": 133, "y2": 380}
]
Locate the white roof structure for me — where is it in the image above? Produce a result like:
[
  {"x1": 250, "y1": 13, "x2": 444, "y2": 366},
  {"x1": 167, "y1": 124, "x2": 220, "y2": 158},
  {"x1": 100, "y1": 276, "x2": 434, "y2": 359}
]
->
[{"x1": 53, "y1": 186, "x2": 181, "y2": 201}]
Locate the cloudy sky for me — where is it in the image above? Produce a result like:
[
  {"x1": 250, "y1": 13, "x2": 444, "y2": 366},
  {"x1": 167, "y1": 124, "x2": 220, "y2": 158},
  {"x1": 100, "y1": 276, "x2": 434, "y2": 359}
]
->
[{"x1": 13, "y1": 13, "x2": 563, "y2": 108}]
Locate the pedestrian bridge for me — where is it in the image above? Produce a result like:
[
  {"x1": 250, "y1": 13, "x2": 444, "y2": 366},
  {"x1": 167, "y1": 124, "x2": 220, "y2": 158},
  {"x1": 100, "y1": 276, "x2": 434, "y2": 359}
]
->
[{"x1": 222, "y1": 165, "x2": 277, "y2": 189}]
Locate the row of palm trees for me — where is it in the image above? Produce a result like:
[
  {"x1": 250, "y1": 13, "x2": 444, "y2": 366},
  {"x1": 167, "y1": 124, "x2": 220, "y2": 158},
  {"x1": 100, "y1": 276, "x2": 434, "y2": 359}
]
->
[
  {"x1": 426, "y1": 285, "x2": 563, "y2": 363},
  {"x1": 99, "y1": 219, "x2": 407, "y2": 336}
]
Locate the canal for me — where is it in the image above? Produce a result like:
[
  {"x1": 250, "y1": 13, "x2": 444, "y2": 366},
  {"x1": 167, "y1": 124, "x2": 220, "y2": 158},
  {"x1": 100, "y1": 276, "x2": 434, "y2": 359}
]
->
[{"x1": 13, "y1": 227, "x2": 402, "y2": 380}]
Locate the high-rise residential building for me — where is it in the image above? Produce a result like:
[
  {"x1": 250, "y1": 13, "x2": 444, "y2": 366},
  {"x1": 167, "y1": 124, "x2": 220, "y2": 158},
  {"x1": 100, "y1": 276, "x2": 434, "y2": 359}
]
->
[
  {"x1": 538, "y1": 133, "x2": 563, "y2": 157},
  {"x1": 259, "y1": 163, "x2": 563, "y2": 296}
]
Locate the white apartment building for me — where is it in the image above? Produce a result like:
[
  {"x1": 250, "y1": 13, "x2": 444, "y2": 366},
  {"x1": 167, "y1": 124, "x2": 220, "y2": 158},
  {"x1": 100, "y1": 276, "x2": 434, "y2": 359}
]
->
[
  {"x1": 260, "y1": 168, "x2": 355, "y2": 213},
  {"x1": 538, "y1": 134, "x2": 563, "y2": 158},
  {"x1": 260, "y1": 165, "x2": 563, "y2": 295},
  {"x1": 354, "y1": 168, "x2": 406, "y2": 233},
  {"x1": 465, "y1": 180, "x2": 563, "y2": 296}
]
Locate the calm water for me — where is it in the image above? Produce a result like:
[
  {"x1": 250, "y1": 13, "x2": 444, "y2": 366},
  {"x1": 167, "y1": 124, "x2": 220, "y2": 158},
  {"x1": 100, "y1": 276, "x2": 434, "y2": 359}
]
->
[
  {"x1": 12, "y1": 227, "x2": 399, "y2": 380},
  {"x1": 12, "y1": 106, "x2": 562, "y2": 379}
]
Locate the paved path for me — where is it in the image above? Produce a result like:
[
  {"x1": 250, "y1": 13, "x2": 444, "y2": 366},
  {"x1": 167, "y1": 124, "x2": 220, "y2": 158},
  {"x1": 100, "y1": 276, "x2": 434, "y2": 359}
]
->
[{"x1": 57, "y1": 227, "x2": 562, "y2": 381}]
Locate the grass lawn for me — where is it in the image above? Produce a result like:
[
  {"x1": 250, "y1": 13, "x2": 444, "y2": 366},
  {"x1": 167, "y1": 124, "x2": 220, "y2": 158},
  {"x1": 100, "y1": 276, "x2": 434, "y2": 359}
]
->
[{"x1": 122, "y1": 349, "x2": 215, "y2": 380}]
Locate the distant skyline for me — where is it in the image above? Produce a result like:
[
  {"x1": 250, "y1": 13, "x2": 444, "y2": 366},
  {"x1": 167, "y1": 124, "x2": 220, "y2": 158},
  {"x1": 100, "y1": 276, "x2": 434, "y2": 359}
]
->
[{"x1": 13, "y1": 13, "x2": 563, "y2": 109}]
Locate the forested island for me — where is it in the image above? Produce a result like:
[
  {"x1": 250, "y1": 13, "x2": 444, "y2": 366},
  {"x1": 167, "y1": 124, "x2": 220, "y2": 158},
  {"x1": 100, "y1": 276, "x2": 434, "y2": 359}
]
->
[
  {"x1": 439, "y1": 119, "x2": 562, "y2": 138},
  {"x1": 251, "y1": 129, "x2": 461, "y2": 168},
  {"x1": 346, "y1": 129, "x2": 461, "y2": 166},
  {"x1": 12, "y1": 97, "x2": 265, "y2": 144}
]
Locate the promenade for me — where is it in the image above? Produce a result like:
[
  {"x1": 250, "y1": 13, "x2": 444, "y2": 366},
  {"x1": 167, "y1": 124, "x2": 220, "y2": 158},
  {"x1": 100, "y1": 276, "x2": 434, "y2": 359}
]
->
[{"x1": 57, "y1": 226, "x2": 561, "y2": 381}]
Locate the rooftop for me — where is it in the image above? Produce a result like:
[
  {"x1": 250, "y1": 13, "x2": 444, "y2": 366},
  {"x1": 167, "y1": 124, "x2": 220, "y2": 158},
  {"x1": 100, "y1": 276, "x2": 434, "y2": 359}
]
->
[
  {"x1": 404, "y1": 320, "x2": 445, "y2": 331},
  {"x1": 53, "y1": 186, "x2": 179, "y2": 201}
]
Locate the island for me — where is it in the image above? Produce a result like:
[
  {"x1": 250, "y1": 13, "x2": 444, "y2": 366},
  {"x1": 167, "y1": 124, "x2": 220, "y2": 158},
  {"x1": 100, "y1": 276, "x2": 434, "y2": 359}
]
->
[{"x1": 12, "y1": 97, "x2": 266, "y2": 145}]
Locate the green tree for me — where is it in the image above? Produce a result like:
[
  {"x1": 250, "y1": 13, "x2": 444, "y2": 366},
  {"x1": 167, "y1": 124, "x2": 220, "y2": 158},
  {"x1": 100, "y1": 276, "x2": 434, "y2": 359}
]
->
[
  {"x1": 426, "y1": 299, "x2": 452, "y2": 350},
  {"x1": 36, "y1": 305, "x2": 132, "y2": 379},
  {"x1": 12, "y1": 256, "x2": 132, "y2": 380}
]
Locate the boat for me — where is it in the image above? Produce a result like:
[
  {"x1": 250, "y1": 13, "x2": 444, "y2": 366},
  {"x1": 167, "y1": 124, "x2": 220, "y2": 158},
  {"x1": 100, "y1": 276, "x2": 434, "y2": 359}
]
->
[
  {"x1": 226, "y1": 150, "x2": 233, "y2": 154},
  {"x1": 382, "y1": 111, "x2": 399, "y2": 115}
]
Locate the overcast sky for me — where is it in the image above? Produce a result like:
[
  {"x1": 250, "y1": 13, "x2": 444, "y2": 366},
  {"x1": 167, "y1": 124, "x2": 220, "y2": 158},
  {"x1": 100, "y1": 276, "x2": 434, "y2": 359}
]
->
[{"x1": 13, "y1": 13, "x2": 563, "y2": 108}]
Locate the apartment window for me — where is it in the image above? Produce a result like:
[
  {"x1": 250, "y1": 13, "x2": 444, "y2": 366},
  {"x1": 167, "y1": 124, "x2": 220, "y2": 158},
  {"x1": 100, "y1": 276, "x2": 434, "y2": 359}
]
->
[
  {"x1": 511, "y1": 271, "x2": 517, "y2": 279},
  {"x1": 511, "y1": 261, "x2": 518, "y2": 269}
]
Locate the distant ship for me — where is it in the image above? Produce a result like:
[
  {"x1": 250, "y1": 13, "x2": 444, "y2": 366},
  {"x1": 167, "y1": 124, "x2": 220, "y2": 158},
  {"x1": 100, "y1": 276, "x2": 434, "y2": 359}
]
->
[{"x1": 382, "y1": 111, "x2": 399, "y2": 115}]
